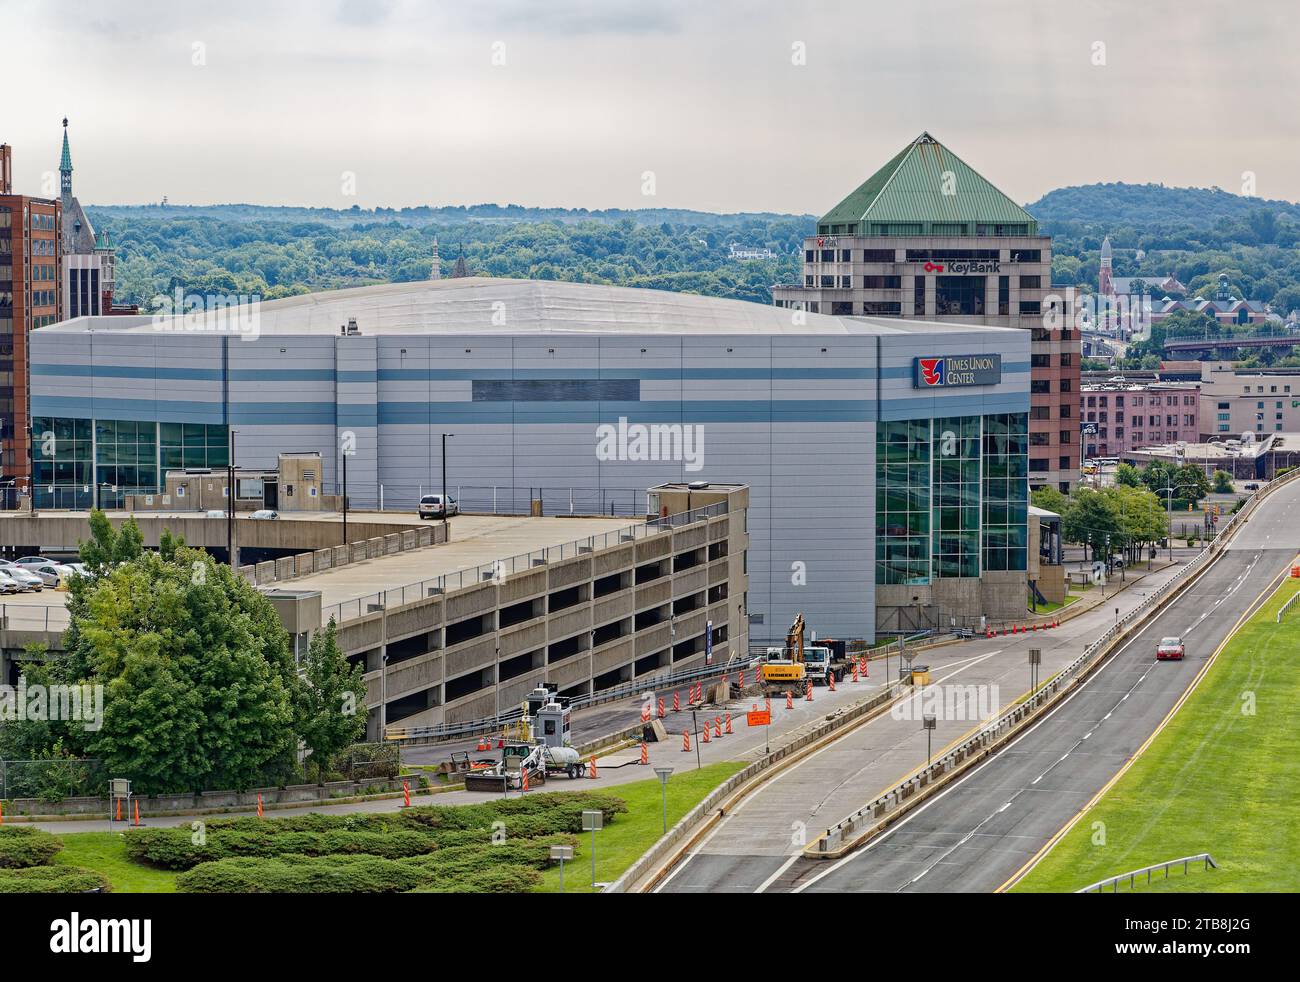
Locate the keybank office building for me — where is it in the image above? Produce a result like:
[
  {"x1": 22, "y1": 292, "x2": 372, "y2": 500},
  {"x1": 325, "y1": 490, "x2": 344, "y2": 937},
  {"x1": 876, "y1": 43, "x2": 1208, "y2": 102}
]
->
[{"x1": 29, "y1": 279, "x2": 1030, "y2": 638}]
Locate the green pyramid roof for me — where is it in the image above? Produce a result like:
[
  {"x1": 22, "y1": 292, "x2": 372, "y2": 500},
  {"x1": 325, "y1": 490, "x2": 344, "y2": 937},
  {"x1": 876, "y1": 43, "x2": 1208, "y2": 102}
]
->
[{"x1": 817, "y1": 132, "x2": 1036, "y2": 237}]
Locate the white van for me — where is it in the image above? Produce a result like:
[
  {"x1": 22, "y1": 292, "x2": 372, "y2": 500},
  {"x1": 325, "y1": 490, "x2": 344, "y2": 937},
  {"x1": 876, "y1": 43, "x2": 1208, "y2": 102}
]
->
[{"x1": 418, "y1": 494, "x2": 458, "y2": 519}]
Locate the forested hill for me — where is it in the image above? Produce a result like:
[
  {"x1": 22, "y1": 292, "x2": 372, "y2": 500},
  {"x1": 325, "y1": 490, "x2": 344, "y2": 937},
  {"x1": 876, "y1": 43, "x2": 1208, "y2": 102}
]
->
[
  {"x1": 1026, "y1": 183, "x2": 1300, "y2": 245},
  {"x1": 86, "y1": 205, "x2": 813, "y2": 308},
  {"x1": 88, "y1": 202, "x2": 811, "y2": 228}
]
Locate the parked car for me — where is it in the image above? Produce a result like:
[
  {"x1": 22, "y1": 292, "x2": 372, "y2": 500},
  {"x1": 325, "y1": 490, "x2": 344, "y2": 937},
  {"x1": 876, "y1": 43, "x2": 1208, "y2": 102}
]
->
[
  {"x1": 205, "y1": 509, "x2": 228, "y2": 518},
  {"x1": 27, "y1": 563, "x2": 77, "y2": 588},
  {"x1": 0, "y1": 571, "x2": 22, "y2": 595},
  {"x1": 249, "y1": 509, "x2": 279, "y2": 520},
  {"x1": 1244, "y1": 482, "x2": 1260, "y2": 491},
  {"x1": 1156, "y1": 636, "x2": 1185, "y2": 661},
  {"x1": 0, "y1": 561, "x2": 42, "y2": 592},
  {"x1": 418, "y1": 494, "x2": 458, "y2": 519},
  {"x1": 13, "y1": 556, "x2": 55, "y2": 569}
]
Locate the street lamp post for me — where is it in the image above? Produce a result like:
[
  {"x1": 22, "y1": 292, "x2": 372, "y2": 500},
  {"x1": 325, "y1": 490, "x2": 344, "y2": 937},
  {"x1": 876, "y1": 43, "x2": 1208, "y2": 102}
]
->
[
  {"x1": 654, "y1": 767, "x2": 674, "y2": 835},
  {"x1": 227, "y1": 428, "x2": 237, "y2": 568},
  {"x1": 441, "y1": 433, "x2": 454, "y2": 529},
  {"x1": 341, "y1": 447, "x2": 350, "y2": 545}
]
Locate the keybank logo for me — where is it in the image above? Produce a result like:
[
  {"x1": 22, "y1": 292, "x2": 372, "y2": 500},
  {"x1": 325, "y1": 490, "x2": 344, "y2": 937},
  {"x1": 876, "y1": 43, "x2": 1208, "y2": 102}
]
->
[{"x1": 595, "y1": 417, "x2": 705, "y2": 472}]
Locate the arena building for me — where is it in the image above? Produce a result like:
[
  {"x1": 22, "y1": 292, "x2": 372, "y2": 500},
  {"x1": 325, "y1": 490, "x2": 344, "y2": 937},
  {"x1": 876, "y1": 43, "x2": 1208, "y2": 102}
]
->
[{"x1": 29, "y1": 277, "x2": 1031, "y2": 638}]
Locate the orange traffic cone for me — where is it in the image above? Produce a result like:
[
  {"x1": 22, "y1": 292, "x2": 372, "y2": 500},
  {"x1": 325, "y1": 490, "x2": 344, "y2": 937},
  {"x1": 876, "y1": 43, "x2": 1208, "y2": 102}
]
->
[
  {"x1": 724, "y1": 713, "x2": 733, "y2": 735},
  {"x1": 682, "y1": 730, "x2": 691, "y2": 752},
  {"x1": 133, "y1": 800, "x2": 141, "y2": 826},
  {"x1": 786, "y1": 691, "x2": 793, "y2": 710},
  {"x1": 674, "y1": 691, "x2": 681, "y2": 713},
  {"x1": 805, "y1": 681, "x2": 813, "y2": 702},
  {"x1": 713, "y1": 717, "x2": 723, "y2": 739},
  {"x1": 702, "y1": 723, "x2": 711, "y2": 744},
  {"x1": 658, "y1": 698, "x2": 666, "y2": 719},
  {"x1": 640, "y1": 742, "x2": 649, "y2": 765},
  {"x1": 588, "y1": 756, "x2": 598, "y2": 779},
  {"x1": 828, "y1": 672, "x2": 837, "y2": 692},
  {"x1": 257, "y1": 793, "x2": 264, "y2": 819}
]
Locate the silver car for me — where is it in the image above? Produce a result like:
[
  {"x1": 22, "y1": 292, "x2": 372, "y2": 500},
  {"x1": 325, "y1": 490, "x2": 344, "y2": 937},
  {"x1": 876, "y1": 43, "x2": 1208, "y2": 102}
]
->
[
  {"x1": 0, "y1": 562, "x2": 42, "y2": 592},
  {"x1": 0, "y1": 571, "x2": 23, "y2": 594},
  {"x1": 27, "y1": 563, "x2": 76, "y2": 588}
]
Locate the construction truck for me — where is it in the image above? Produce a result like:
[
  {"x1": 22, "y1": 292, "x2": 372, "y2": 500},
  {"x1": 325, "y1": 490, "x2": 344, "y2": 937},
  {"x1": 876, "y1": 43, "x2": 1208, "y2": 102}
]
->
[
  {"x1": 463, "y1": 687, "x2": 586, "y2": 791},
  {"x1": 761, "y1": 614, "x2": 809, "y2": 695}
]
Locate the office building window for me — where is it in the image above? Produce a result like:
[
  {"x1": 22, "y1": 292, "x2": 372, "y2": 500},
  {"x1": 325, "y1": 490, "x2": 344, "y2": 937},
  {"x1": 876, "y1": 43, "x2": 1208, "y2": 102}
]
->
[
  {"x1": 982, "y1": 413, "x2": 1029, "y2": 572},
  {"x1": 876, "y1": 420, "x2": 931, "y2": 586},
  {"x1": 932, "y1": 416, "x2": 981, "y2": 579},
  {"x1": 935, "y1": 276, "x2": 985, "y2": 315}
]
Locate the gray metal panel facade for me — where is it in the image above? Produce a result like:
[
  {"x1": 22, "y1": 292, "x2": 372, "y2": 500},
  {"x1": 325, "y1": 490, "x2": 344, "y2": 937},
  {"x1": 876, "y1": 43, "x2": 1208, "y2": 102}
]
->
[{"x1": 30, "y1": 324, "x2": 1029, "y2": 639}]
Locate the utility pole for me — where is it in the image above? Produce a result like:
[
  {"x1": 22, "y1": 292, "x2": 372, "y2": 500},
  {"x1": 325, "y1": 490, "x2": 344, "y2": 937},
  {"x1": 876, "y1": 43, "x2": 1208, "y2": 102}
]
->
[
  {"x1": 227, "y1": 428, "x2": 237, "y2": 568},
  {"x1": 441, "y1": 433, "x2": 454, "y2": 530}
]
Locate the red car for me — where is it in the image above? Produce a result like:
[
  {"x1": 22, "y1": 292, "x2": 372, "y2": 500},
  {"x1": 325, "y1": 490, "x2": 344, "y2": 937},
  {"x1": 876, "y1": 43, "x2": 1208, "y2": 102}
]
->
[{"x1": 1156, "y1": 636, "x2": 1185, "y2": 661}]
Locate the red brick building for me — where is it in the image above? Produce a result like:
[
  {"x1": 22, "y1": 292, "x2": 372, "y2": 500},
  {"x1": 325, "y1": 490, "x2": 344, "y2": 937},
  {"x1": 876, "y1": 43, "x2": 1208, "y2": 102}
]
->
[{"x1": 0, "y1": 142, "x2": 63, "y2": 495}]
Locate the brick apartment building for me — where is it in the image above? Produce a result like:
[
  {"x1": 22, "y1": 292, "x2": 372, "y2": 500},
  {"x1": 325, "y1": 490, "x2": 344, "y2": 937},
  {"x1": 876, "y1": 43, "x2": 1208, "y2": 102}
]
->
[
  {"x1": 0, "y1": 142, "x2": 63, "y2": 496},
  {"x1": 773, "y1": 132, "x2": 1080, "y2": 491},
  {"x1": 1081, "y1": 381, "x2": 1200, "y2": 459}
]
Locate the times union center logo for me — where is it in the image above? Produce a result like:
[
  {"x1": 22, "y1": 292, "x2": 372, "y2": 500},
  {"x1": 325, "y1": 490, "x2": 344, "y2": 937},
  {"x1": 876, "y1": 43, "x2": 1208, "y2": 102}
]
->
[{"x1": 919, "y1": 357, "x2": 945, "y2": 386}]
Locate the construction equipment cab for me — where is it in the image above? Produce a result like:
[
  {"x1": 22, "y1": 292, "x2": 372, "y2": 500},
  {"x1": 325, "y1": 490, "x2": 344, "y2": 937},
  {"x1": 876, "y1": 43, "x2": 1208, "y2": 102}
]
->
[{"x1": 761, "y1": 614, "x2": 809, "y2": 694}]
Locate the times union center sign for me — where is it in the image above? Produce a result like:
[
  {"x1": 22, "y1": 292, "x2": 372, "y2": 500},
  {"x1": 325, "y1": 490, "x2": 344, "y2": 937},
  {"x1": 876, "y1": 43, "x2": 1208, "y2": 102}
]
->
[{"x1": 914, "y1": 354, "x2": 1003, "y2": 388}]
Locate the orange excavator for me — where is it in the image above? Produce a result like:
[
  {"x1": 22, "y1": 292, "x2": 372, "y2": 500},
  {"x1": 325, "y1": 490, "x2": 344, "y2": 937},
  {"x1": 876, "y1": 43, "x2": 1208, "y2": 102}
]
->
[{"x1": 760, "y1": 613, "x2": 808, "y2": 695}]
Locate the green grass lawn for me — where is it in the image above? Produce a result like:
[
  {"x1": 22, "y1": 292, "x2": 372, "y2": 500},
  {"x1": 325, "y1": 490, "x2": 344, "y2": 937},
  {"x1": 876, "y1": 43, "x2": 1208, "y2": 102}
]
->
[
  {"x1": 1030, "y1": 594, "x2": 1081, "y2": 615},
  {"x1": 54, "y1": 832, "x2": 178, "y2": 893},
  {"x1": 535, "y1": 761, "x2": 744, "y2": 893},
  {"x1": 1015, "y1": 579, "x2": 1300, "y2": 893}
]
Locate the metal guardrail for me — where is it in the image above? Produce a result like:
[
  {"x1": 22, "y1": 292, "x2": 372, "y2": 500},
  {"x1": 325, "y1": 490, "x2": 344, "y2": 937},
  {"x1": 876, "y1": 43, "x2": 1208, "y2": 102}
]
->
[
  {"x1": 1277, "y1": 590, "x2": 1300, "y2": 623},
  {"x1": 810, "y1": 467, "x2": 1300, "y2": 856},
  {"x1": 0, "y1": 603, "x2": 71, "y2": 632},
  {"x1": 383, "y1": 652, "x2": 758, "y2": 743},
  {"x1": 1076, "y1": 853, "x2": 1218, "y2": 893},
  {"x1": 323, "y1": 500, "x2": 727, "y2": 625}
]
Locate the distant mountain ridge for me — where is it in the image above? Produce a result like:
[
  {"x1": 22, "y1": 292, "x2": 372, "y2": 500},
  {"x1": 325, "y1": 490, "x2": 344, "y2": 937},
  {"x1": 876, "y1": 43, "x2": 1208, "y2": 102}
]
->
[
  {"x1": 1026, "y1": 182, "x2": 1300, "y2": 232},
  {"x1": 86, "y1": 202, "x2": 814, "y2": 227}
]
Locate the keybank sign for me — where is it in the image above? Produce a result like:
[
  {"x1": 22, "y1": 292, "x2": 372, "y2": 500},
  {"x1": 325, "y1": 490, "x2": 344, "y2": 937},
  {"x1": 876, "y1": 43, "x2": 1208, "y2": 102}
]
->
[{"x1": 914, "y1": 354, "x2": 1002, "y2": 388}]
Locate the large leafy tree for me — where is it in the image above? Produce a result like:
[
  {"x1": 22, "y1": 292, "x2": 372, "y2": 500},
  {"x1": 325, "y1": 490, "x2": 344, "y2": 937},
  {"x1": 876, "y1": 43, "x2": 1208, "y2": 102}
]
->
[
  {"x1": 1062, "y1": 487, "x2": 1124, "y2": 559},
  {"x1": 50, "y1": 512, "x2": 304, "y2": 794},
  {"x1": 69, "y1": 548, "x2": 299, "y2": 794},
  {"x1": 295, "y1": 620, "x2": 368, "y2": 781}
]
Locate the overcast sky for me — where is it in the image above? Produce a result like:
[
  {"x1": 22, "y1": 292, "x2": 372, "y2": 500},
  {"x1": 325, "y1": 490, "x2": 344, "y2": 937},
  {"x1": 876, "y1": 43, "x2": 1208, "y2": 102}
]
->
[{"x1": 4, "y1": 0, "x2": 1295, "y2": 213}]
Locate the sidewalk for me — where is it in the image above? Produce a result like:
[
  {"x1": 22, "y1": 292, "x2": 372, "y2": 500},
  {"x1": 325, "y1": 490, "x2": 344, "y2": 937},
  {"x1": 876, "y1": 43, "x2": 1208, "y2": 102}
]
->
[{"x1": 16, "y1": 556, "x2": 1178, "y2": 835}]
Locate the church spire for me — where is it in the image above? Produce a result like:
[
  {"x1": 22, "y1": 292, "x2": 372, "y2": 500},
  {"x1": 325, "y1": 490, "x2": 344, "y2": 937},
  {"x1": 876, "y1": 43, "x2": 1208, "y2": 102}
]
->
[
  {"x1": 59, "y1": 117, "x2": 73, "y2": 208},
  {"x1": 430, "y1": 236, "x2": 442, "y2": 280}
]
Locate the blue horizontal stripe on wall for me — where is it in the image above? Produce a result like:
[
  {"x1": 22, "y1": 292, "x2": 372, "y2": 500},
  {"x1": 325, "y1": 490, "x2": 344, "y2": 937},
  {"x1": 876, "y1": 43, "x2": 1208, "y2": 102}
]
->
[
  {"x1": 32, "y1": 396, "x2": 225, "y2": 424},
  {"x1": 876, "y1": 361, "x2": 1030, "y2": 380},
  {"x1": 375, "y1": 367, "x2": 878, "y2": 382},
  {"x1": 31, "y1": 364, "x2": 225, "y2": 381}
]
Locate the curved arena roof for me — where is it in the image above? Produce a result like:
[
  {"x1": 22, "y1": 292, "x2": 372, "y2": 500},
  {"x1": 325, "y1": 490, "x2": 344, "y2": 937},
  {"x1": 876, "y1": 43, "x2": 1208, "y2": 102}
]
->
[{"x1": 46, "y1": 276, "x2": 1021, "y2": 338}]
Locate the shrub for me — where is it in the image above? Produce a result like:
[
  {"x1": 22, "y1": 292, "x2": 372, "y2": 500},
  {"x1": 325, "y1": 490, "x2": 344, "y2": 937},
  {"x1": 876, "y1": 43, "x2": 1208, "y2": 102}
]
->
[
  {"x1": 124, "y1": 825, "x2": 437, "y2": 869},
  {"x1": 176, "y1": 854, "x2": 426, "y2": 894},
  {"x1": 405, "y1": 864, "x2": 541, "y2": 893},
  {"x1": 0, "y1": 865, "x2": 109, "y2": 893},
  {"x1": 0, "y1": 827, "x2": 64, "y2": 869}
]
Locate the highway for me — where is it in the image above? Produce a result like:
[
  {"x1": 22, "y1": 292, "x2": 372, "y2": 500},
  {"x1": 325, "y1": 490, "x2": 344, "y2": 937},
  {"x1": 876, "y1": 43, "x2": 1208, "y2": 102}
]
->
[{"x1": 657, "y1": 478, "x2": 1300, "y2": 893}]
